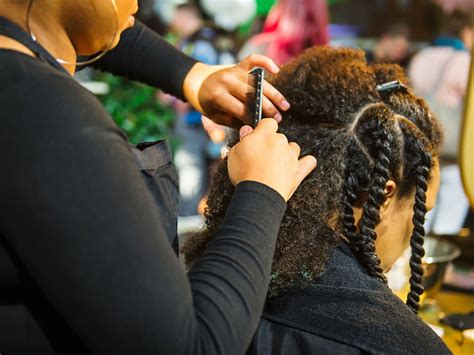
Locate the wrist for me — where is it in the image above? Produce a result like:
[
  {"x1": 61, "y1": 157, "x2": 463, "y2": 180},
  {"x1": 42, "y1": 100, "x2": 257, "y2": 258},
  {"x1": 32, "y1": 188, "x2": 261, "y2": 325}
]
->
[
  {"x1": 235, "y1": 178, "x2": 289, "y2": 202},
  {"x1": 234, "y1": 180, "x2": 287, "y2": 207}
]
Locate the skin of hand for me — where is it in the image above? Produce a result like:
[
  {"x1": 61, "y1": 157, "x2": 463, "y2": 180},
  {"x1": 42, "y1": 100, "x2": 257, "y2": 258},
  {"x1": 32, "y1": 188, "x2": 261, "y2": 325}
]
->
[
  {"x1": 182, "y1": 54, "x2": 291, "y2": 128},
  {"x1": 228, "y1": 119, "x2": 317, "y2": 202}
]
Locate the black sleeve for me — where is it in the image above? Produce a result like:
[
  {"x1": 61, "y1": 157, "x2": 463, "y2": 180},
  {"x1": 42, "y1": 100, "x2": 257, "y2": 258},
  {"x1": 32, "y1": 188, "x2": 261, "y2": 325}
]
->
[
  {"x1": 92, "y1": 21, "x2": 198, "y2": 100},
  {"x1": 0, "y1": 66, "x2": 286, "y2": 354}
]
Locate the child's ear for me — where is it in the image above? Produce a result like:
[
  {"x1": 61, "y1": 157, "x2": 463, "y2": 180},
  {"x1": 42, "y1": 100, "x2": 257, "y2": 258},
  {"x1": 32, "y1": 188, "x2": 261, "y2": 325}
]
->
[{"x1": 380, "y1": 180, "x2": 397, "y2": 212}]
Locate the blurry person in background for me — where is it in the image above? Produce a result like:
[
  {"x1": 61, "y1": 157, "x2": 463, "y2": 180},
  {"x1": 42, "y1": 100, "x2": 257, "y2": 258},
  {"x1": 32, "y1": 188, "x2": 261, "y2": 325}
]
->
[
  {"x1": 434, "y1": 0, "x2": 474, "y2": 13},
  {"x1": 409, "y1": 11, "x2": 473, "y2": 235},
  {"x1": 365, "y1": 23, "x2": 411, "y2": 66},
  {"x1": 238, "y1": 0, "x2": 330, "y2": 65},
  {"x1": 166, "y1": 2, "x2": 235, "y2": 217}
]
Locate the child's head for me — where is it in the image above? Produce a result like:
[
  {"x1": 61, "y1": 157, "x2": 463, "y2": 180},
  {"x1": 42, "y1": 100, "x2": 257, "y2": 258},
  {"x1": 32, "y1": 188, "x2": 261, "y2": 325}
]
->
[{"x1": 184, "y1": 47, "x2": 443, "y2": 313}]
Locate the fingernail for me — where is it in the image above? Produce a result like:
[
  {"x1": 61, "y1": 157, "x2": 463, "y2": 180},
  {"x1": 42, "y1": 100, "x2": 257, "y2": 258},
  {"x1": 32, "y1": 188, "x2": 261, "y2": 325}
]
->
[
  {"x1": 273, "y1": 65, "x2": 280, "y2": 73},
  {"x1": 240, "y1": 126, "x2": 251, "y2": 139},
  {"x1": 274, "y1": 113, "x2": 282, "y2": 122},
  {"x1": 281, "y1": 100, "x2": 290, "y2": 110}
]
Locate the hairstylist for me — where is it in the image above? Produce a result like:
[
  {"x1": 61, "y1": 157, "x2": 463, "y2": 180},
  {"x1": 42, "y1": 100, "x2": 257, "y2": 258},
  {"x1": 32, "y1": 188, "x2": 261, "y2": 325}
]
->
[{"x1": 0, "y1": 1, "x2": 317, "y2": 354}]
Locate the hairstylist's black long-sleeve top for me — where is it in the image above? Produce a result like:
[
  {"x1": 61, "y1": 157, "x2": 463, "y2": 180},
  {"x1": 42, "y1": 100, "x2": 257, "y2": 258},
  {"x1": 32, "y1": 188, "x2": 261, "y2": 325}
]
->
[
  {"x1": 0, "y1": 22, "x2": 287, "y2": 354},
  {"x1": 91, "y1": 21, "x2": 197, "y2": 100}
]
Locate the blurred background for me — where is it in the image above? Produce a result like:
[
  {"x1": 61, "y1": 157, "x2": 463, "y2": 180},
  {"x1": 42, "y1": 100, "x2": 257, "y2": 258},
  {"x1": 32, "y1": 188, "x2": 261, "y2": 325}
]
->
[{"x1": 76, "y1": 1, "x2": 474, "y2": 351}]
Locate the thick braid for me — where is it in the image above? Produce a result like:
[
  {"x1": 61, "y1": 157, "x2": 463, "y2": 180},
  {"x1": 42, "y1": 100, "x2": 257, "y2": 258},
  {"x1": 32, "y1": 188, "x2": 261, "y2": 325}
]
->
[
  {"x1": 355, "y1": 105, "x2": 397, "y2": 283},
  {"x1": 342, "y1": 175, "x2": 360, "y2": 251},
  {"x1": 399, "y1": 122, "x2": 432, "y2": 313},
  {"x1": 406, "y1": 160, "x2": 430, "y2": 313},
  {"x1": 342, "y1": 140, "x2": 363, "y2": 252}
]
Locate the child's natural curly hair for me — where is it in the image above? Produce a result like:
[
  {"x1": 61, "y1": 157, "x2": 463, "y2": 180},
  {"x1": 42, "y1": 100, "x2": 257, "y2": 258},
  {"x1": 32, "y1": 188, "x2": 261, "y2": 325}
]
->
[{"x1": 183, "y1": 47, "x2": 443, "y2": 314}]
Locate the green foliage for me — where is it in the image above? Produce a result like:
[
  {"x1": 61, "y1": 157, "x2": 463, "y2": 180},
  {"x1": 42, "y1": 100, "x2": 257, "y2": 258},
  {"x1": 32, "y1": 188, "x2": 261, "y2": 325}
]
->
[
  {"x1": 97, "y1": 73, "x2": 176, "y2": 145},
  {"x1": 256, "y1": 0, "x2": 277, "y2": 15}
]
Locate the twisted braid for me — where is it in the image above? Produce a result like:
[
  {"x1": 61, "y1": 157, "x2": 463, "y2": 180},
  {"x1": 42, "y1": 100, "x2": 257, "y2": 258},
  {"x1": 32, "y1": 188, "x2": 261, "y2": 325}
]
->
[
  {"x1": 372, "y1": 69, "x2": 440, "y2": 311},
  {"x1": 342, "y1": 139, "x2": 364, "y2": 253},
  {"x1": 341, "y1": 134, "x2": 374, "y2": 259},
  {"x1": 342, "y1": 171, "x2": 360, "y2": 252},
  {"x1": 406, "y1": 162, "x2": 430, "y2": 313},
  {"x1": 353, "y1": 104, "x2": 398, "y2": 283},
  {"x1": 399, "y1": 121, "x2": 433, "y2": 313}
]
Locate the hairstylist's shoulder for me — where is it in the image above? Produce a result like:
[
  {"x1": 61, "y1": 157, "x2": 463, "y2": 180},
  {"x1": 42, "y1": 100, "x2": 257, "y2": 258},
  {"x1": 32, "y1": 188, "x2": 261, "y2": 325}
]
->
[
  {"x1": 1, "y1": 54, "x2": 126, "y2": 141},
  {"x1": 0, "y1": 56, "x2": 137, "y2": 198}
]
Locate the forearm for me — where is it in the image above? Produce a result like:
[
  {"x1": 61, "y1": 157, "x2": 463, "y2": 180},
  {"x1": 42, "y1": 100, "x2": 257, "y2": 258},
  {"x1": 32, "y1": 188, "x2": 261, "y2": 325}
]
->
[
  {"x1": 2, "y1": 134, "x2": 285, "y2": 355},
  {"x1": 2, "y1": 51, "x2": 289, "y2": 355},
  {"x1": 92, "y1": 21, "x2": 197, "y2": 100},
  {"x1": 186, "y1": 181, "x2": 286, "y2": 354}
]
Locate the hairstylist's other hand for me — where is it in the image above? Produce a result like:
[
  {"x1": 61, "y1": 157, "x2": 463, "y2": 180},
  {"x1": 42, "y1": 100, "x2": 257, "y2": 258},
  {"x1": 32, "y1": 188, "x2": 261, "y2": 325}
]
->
[
  {"x1": 228, "y1": 119, "x2": 317, "y2": 201},
  {"x1": 182, "y1": 55, "x2": 291, "y2": 128}
]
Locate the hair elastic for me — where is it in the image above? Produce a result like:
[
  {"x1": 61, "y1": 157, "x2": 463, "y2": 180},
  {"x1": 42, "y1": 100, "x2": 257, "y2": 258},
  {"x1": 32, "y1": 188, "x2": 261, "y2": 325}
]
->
[{"x1": 376, "y1": 80, "x2": 407, "y2": 93}]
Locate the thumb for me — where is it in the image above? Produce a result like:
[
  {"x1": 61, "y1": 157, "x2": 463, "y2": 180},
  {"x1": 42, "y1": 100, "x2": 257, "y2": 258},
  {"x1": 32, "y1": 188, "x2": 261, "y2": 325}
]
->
[
  {"x1": 239, "y1": 125, "x2": 254, "y2": 140},
  {"x1": 295, "y1": 155, "x2": 317, "y2": 184},
  {"x1": 238, "y1": 54, "x2": 280, "y2": 74}
]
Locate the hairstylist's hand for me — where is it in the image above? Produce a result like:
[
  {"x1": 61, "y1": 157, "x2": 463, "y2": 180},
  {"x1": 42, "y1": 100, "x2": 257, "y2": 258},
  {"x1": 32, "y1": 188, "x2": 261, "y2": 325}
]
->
[
  {"x1": 182, "y1": 54, "x2": 290, "y2": 128},
  {"x1": 228, "y1": 119, "x2": 317, "y2": 201}
]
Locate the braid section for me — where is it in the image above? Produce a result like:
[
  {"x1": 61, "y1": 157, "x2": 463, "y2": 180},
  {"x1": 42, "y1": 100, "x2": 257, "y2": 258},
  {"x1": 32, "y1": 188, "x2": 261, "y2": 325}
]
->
[
  {"x1": 399, "y1": 122, "x2": 433, "y2": 313},
  {"x1": 351, "y1": 104, "x2": 398, "y2": 283}
]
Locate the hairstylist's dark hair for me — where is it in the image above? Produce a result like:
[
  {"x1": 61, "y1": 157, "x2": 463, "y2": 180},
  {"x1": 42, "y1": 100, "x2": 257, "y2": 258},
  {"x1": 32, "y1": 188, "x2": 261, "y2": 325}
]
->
[{"x1": 183, "y1": 47, "x2": 443, "y2": 314}]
